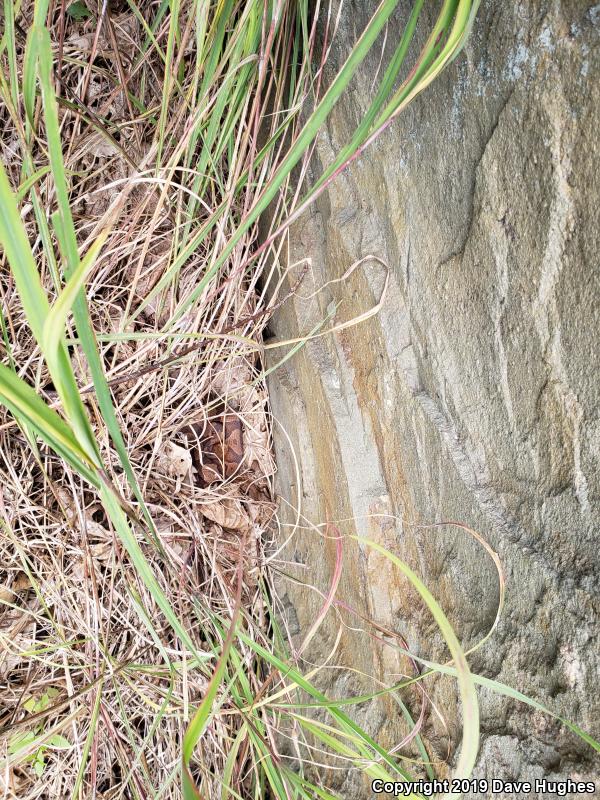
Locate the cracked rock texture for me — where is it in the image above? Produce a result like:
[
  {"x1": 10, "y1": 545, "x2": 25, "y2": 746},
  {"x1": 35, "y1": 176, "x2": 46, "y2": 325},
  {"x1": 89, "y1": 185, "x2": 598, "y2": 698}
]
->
[{"x1": 267, "y1": 2, "x2": 599, "y2": 796}]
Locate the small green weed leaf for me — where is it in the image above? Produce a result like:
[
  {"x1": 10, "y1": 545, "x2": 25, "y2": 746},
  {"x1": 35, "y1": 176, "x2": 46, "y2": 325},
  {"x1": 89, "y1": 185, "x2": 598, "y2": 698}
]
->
[
  {"x1": 23, "y1": 697, "x2": 37, "y2": 713},
  {"x1": 33, "y1": 753, "x2": 45, "y2": 776},
  {"x1": 66, "y1": 1, "x2": 92, "y2": 20},
  {"x1": 8, "y1": 731, "x2": 36, "y2": 755},
  {"x1": 48, "y1": 734, "x2": 71, "y2": 749}
]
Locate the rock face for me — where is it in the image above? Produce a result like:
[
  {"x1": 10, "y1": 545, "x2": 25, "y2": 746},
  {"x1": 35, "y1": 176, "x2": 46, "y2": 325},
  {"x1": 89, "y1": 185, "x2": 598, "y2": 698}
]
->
[{"x1": 267, "y1": 2, "x2": 599, "y2": 795}]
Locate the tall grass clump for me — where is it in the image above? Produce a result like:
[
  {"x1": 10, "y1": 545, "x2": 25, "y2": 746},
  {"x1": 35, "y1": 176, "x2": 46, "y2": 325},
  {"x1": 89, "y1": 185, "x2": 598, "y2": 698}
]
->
[{"x1": 0, "y1": 1, "x2": 597, "y2": 798}]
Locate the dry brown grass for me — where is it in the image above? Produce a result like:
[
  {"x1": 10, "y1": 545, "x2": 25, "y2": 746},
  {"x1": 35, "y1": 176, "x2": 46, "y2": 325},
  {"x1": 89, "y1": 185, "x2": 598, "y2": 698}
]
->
[{"x1": 0, "y1": 2, "x2": 304, "y2": 796}]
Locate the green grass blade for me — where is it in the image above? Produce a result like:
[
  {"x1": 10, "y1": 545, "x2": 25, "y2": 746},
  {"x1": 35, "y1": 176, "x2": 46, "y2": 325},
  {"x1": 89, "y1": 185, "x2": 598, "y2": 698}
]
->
[
  {"x1": 407, "y1": 659, "x2": 600, "y2": 756},
  {"x1": 235, "y1": 630, "x2": 413, "y2": 782},
  {"x1": 33, "y1": 24, "x2": 165, "y2": 536},
  {"x1": 0, "y1": 364, "x2": 99, "y2": 485},
  {"x1": 351, "y1": 536, "x2": 479, "y2": 784},
  {"x1": 181, "y1": 556, "x2": 243, "y2": 798},
  {"x1": 43, "y1": 230, "x2": 110, "y2": 369},
  {"x1": 15, "y1": 166, "x2": 51, "y2": 202},
  {"x1": 160, "y1": 0, "x2": 406, "y2": 326},
  {"x1": 98, "y1": 482, "x2": 204, "y2": 660},
  {"x1": 70, "y1": 680, "x2": 104, "y2": 800},
  {"x1": 0, "y1": 162, "x2": 51, "y2": 342}
]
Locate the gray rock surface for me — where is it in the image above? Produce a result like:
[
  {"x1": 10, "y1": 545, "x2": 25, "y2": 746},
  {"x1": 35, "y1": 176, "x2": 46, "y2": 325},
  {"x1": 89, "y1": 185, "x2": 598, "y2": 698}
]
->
[{"x1": 266, "y1": 2, "x2": 599, "y2": 795}]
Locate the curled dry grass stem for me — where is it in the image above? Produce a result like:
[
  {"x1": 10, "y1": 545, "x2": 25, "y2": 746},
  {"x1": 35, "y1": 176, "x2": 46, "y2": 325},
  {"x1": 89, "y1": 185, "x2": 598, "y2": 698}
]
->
[{"x1": 0, "y1": 2, "x2": 596, "y2": 799}]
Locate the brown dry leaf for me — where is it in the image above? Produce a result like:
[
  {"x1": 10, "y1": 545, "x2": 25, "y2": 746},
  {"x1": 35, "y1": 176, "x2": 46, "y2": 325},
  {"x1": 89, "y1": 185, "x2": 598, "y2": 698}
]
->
[
  {"x1": 0, "y1": 572, "x2": 34, "y2": 680},
  {"x1": 54, "y1": 490, "x2": 114, "y2": 564},
  {"x1": 197, "y1": 414, "x2": 244, "y2": 484},
  {"x1": 199, "y1": 497, "x2": 252, "y2": 532},
  {"x1": 0, "y1": 585, "x2": 13, "y2": 603},
  {"x1": 89, "y1": 541, "x2": 113, "y2": 562},
  {"x1": 55, "y1": 486, "x2": 77, "y2": 523},
  {"x1": 0, "y1": 611, "x2": 36, "y2": 679},
  {"x1": 85, "y1": 133, "x2": 120, "y2": 160},
  {"x1": 12, "y1": 572, "x2": 30, "y2": 593},
  {"x1": 67, "y1": 14, "x2": 139, "y2": 63},
  {"x1": 239, "y1": 387, "x2": 274, "y2": 479},
  {"x1": 211, "y1": 357, "x2": 253, "y2": 396},
  {"x1": 156, "y1": 441, "x2": 194, "y2": 491}
]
